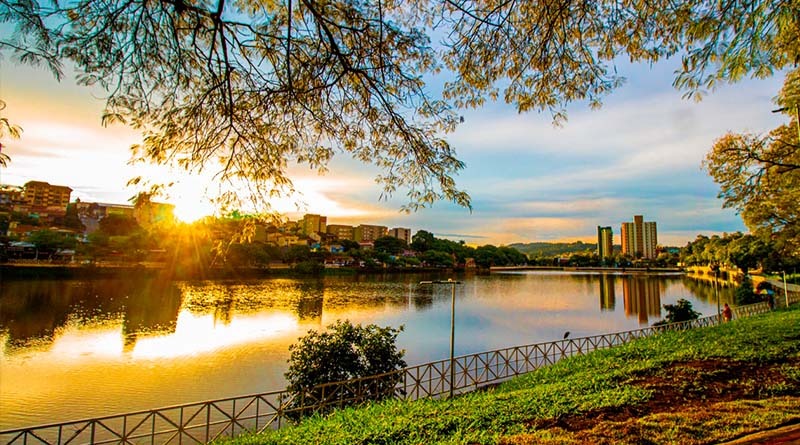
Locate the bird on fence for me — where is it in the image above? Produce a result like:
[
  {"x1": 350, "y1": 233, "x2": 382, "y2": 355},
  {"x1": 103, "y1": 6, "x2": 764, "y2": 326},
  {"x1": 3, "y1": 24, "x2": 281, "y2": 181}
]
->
[{"x1": 563, "y1": 331, "x2": 570, "y2": 339}]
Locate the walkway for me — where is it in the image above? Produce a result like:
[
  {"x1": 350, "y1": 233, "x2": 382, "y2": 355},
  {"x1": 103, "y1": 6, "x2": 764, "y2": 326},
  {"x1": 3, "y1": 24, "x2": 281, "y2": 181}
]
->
[{"x1": 721, "y1": 423, "x2": 800, "y2": 444}]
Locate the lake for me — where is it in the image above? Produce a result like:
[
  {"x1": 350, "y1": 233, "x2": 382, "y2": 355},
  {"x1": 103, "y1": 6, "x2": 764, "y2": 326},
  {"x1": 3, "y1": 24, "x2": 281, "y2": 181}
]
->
[{"x1": 0, "y1": 270, "x2": 733, "y2": 429}]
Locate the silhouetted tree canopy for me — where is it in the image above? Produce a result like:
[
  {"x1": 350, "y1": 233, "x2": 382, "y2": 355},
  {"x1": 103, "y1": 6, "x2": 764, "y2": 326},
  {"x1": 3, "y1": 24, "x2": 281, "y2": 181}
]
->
[{"x1": 2, "y1": 0, "x2": 797, "y2": 209}]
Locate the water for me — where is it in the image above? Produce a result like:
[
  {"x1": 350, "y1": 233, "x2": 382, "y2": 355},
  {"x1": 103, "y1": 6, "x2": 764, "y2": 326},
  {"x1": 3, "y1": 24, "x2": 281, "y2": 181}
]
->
[{"x1": 0, "y1": 270, "x2": 733, "y2": 429}]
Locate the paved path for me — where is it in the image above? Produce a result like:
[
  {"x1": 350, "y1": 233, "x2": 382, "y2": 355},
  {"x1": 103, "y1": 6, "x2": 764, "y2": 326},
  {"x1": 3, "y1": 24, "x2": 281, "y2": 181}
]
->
[{"x1": 720, "y1": 423, "x2": 800, "y2": 444}]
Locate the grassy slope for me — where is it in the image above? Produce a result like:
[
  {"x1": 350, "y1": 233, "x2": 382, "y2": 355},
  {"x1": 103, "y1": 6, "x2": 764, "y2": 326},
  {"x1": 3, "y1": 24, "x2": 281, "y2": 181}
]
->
[{"x1": 226, "y1": 308, "x2": 800, "y2": 445}]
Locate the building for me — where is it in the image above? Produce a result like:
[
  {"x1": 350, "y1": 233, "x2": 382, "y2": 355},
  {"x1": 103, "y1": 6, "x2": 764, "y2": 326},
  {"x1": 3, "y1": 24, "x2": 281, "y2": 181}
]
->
[
  {"x1": 3, "y1": 181, "x2": 73, "y2": 223},
  {"x1": 0, "y1": 184, "x2": 23, "y2": 209},
  {"x1": 354, "y1": 224, "x2": 387, "y2": 243},
  {"x1": 327, "y1": 224, "x2": 355, "y2": 241},
  {"x1": 301, "y1": 214, "x2": 327, "y2": 235},
  {"x1": 388, "y1": 227, "x2": 411, "y2": 244},
  {"x1": 597, "y1": 226, "x2": 613, "y2": 261},
  {"x1": 621, "y1": 215, "x2": 658, "y2": 259},
  {"x1": 74, "y1": 200, "x2": 136, "y2": 233},
  {"x1": 22, "y1": 181, "x2": 72, "y2": 210},
  {"x1": 134, "y1": 200, "x2": 176, "y2": 227}
]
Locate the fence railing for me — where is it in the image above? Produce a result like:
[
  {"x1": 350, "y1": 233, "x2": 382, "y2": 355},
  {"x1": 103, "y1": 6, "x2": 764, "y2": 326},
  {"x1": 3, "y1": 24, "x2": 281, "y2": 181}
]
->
[{"x1": 3, "y1": 295, "x2": 796, "y2": 445}]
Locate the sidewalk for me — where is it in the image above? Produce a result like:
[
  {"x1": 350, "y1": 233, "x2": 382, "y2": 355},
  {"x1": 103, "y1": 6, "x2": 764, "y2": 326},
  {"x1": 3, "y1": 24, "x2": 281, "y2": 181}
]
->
[{"x1": 720, "y1": 423, "x2": 800, "y2": 444}]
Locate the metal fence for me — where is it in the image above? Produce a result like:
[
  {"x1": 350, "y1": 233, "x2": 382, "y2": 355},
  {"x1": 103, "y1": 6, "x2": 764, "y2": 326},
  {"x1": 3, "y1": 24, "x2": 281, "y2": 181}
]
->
[{"x1": 3, "y1": 295, "x2": 796, "y2": 445}]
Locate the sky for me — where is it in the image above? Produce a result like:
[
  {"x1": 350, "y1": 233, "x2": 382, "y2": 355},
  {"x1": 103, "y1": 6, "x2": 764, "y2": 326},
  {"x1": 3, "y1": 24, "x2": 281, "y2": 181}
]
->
[{"x1": 0, "y1": 53, "x2": 789, "y2": 247}]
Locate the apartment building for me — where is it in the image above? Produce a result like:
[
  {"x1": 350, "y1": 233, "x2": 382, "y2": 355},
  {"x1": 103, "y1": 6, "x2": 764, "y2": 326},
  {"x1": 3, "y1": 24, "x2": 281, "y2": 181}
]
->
[
  {"x1": 301, "y1": 214, "x2": 327, "y2": 235},
  {"x1": 327, "y1": 224, "x2": 355, "y2": 241},
  {"x1": 621, "y1": 215, "x2": 658, "y2": 259},
  {"x1": 597, "y1": 226, "x2": 613, "y2": 261},
  {"x1": 22, "y1": 181, "x2": 72, "y2": 210},
  {"x1": 354, "y1": 224, "x2": 388, "y2": 243},
  {"x1": 388, "y1": 227, "x2": 412, "y2": 244}
]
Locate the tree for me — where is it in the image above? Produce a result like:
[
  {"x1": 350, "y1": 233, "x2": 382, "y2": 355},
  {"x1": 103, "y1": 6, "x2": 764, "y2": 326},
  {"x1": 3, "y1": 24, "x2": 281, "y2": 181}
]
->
[
  {"x1": 420, "y1": 249, "x2": 454, "y2": 268},
  {"x1": 4, "y1": 1, "x2": 797, "y2": 211},
  {"x1": 653, "y1": 299, "x2": 701, "y2": 326},
  {"x1": 98, "y1": 214, "x2": 142, "y2": 236},
  {"x1": 61, "y1": 203, "x2": 86, "y2": 232},
  {"x1": 0, "y1": 99, "x2": 20, "y2": 167},
  {"x1": 373, "y1": 235, "x2": 407, "y2": 256},
  {"x1": 704, "y1": 68, "x2": 800, "y2": 257},
  {"x1": 28, "y1": 229, "x2": 77, "y2": 259},
  {"x1": 735, "y1": 275, "x2": 761, "y2": 305},
  {"x1": 411, "y1": 230, "x2": 436, "y2": 253},
  {"x1": 726, "y1": 233, "x2": 772, "y2": 276},
  {"x1": 339, "y1": 239, "x2": 360, "y2": 252},
  {"x1": 284, "y1": 320, "x2": 406, "y2": 416}
]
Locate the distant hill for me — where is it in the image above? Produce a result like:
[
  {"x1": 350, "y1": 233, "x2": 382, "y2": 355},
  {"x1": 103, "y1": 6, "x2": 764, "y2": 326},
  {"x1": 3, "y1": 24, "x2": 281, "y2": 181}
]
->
[{"x1": 509, "y1": 241, "x2": 599, "y2": 258}]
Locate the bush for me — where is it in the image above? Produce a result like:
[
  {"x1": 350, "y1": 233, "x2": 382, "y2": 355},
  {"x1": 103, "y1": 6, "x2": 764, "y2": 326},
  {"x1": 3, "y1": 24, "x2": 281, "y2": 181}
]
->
[
  {"x1": 284, "y1": 320, "x2": 406, "y2": 417},
  {"x1": 653, "y1": 298, "x2": 701, "y2": 326},
  {"x1": 292, "y1": 260, "x2": 324, "y2": 274},
  {"x1": 736, "y1": 275, "x2": 761, "y2": 305}
]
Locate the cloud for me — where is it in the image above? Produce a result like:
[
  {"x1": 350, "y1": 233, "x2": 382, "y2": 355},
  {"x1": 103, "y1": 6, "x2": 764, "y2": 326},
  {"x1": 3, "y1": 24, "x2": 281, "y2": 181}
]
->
[{"x1": 1, "y1": 55, "x2": 784, "y2": 246}]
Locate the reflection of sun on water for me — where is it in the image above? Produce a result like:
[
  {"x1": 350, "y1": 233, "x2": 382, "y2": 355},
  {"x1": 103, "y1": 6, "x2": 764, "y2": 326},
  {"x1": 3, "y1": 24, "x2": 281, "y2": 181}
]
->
[{"x1": 131, "y1": 311, "x2": 298, "y2": 360}]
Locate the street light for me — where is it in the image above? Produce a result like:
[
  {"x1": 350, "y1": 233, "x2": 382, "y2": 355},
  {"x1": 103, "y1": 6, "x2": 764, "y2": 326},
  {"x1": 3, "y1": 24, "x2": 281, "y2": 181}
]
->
[
  {"x1": 711, "y1": 264, "x2": 721, "y2": 322},
  {"x1": 419, "y1": 279, "x2": 461, "y2": 397}
]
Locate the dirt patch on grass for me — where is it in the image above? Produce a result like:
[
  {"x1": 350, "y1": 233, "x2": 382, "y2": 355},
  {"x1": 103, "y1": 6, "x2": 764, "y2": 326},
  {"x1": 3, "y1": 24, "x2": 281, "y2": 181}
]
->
[{"x1": 530, "y1": 358, "x2": 800, "y2": 432}]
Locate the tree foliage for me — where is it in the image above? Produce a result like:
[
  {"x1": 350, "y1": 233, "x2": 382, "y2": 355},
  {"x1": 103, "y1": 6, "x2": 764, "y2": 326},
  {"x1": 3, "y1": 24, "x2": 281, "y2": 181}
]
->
[
  {"x1": 98, "y1": 214, "x2": 142, "y2": 236},
  {"x1": 679, "y1": 232, "x2": 794, "y2": 274},
  {"x1": 284, "y1": 320, "x2": 406, "y2": 416},
  {"x1": 736, "y1": 275, "x2": 761, "y2": 305},
  {"x1": 373, "y1": 235, "x2": 407, "y2": 256},
  {"x1": 653, "y1": 298, "x2": 701, "y2": 326},
  {"x1": 704, "y1": 69, "x2": 800, "y2": 257},
  {"x1": 3, "y1": 0, "x2": 798, "y2": 210}
]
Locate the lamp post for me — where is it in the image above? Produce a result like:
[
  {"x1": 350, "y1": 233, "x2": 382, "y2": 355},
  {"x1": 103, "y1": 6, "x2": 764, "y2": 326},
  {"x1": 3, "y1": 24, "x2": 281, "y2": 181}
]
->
[
  {"x1": 711, "y1": 264, "x2": 721, "y2": 322},
  {"x1": 420, "y1": 279, "x2": 461, "y2": 397},
  {"x1": 784, "y1": 271, "x2": 790, "y2": 308}
]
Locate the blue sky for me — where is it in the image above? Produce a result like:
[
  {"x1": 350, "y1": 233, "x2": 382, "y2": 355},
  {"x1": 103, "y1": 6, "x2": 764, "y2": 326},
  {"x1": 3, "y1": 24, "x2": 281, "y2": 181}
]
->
[{"x1": 0, "y1": 54, "x2": 788, "y2": 246}]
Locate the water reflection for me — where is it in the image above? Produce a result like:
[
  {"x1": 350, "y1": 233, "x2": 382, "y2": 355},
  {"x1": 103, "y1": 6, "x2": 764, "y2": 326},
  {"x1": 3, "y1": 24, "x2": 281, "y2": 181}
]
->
[
  {"x1": 622, "y1": 276, "x2": 662, "y2": 324},
  {"x1": 599, "y1": 275, "x2": 616, "y2": 311},
  {"x1": 1, "y1": 272, "x2": 730, "y2": 430},
  {"x1": 0, "y1": 279, "x2": 182, "y2": 352}
]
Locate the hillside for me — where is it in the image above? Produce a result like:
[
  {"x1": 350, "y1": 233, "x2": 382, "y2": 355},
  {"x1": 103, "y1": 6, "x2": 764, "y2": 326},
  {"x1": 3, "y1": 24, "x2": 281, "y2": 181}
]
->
[
  {"x1": 227, "y1": 307, "x2": 800, "y2": 445},
  {"x1": 509, "y1": 241, "x2": 601, "y2": 257}
]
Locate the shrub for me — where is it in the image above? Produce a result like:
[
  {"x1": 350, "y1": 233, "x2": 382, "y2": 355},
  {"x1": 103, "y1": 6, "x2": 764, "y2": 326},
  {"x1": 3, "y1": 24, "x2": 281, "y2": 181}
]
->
[
  {"x1": 736, "y1": 275, "x2": 761, "y2": 305},
  {"x1": 284, "y1": 320, "x2": 406, "y2": 417},
  {"x1": 654, "y1": 298, "x2": 701, "y2": 326}
]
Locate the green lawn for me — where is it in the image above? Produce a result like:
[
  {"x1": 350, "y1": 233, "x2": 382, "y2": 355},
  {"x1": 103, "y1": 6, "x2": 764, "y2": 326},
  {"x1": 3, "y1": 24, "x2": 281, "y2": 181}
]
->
[{"x1": 224, "y1": 307, "x2": 800, "y2": 445}]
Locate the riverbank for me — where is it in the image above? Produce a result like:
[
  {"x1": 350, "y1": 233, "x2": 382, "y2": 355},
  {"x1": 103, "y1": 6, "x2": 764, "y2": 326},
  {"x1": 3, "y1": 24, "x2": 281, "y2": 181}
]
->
[
  {"x1": 0, "y1": 261, "x2": 686, "y2": 280},
  {"x1": 0, "y1": 262, "x2": 457, "y2": 280},
  {"x1": 490, "y1": 265, "x2": 684, "y2": 273},
  {"x1": 226, "y1": 306, "x2": 800, "y2": 445}
]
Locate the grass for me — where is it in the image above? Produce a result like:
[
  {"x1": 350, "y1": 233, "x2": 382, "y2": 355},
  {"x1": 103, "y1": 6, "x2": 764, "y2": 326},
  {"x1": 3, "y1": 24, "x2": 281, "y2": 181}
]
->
[{"x1": 223, "y1": 307, "x2": 800, "y2": 445}]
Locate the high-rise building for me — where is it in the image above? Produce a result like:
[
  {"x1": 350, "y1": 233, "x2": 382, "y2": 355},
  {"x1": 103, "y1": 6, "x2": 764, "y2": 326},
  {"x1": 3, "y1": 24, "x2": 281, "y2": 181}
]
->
[
  {"x1": 620, "y1": 215, "x2": 658, "y2": 259},
  {"x1": 642, "y1": 221, "x2": 658, "y2": 260},
  {"x1": 354, "y1": 224, "x2": 388, "y2": 243},
  {"x1": 301, "y1": 214, "x2": 327, "y2": 235},
  {"x1": 388, "y1": 227, "x2": 411, "y2": 244},
  {"x1": 597, "y1": 226, "x2": 613, "y2": 261}
]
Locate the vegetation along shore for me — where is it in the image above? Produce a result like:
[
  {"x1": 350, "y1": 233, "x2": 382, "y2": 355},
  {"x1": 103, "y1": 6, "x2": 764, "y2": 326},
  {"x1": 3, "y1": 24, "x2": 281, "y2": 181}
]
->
[{"x1": 223, "y1": 306, "x2": 800, "y2": 445}]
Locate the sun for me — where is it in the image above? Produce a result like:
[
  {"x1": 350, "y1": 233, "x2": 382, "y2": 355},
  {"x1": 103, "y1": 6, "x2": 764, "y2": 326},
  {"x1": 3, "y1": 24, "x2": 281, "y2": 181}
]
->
[
  {"x1": 173, "y1": 199, "x2": 215, "y2": 223},
  {"x1": 159, "y1": 173, "x2": 218, "y2": 223}
]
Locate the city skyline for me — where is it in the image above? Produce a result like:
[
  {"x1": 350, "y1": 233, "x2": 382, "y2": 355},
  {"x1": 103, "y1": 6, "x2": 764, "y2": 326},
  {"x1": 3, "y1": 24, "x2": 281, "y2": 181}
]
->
[{"x1": 0, "y1": 58, "x2": 788, "y2": 246}]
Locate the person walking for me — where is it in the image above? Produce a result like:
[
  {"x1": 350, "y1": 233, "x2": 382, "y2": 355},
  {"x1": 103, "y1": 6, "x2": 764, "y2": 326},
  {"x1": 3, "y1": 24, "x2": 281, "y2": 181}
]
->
[{"x1": 722, "y1": 303, "x2": 733, "y2": 322}]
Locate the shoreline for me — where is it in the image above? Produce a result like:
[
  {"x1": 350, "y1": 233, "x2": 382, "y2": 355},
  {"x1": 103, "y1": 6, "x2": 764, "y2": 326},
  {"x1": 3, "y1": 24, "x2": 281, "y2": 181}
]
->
[{"x1": 0, "y1": 262, "x2": 684, "y2": 280}]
